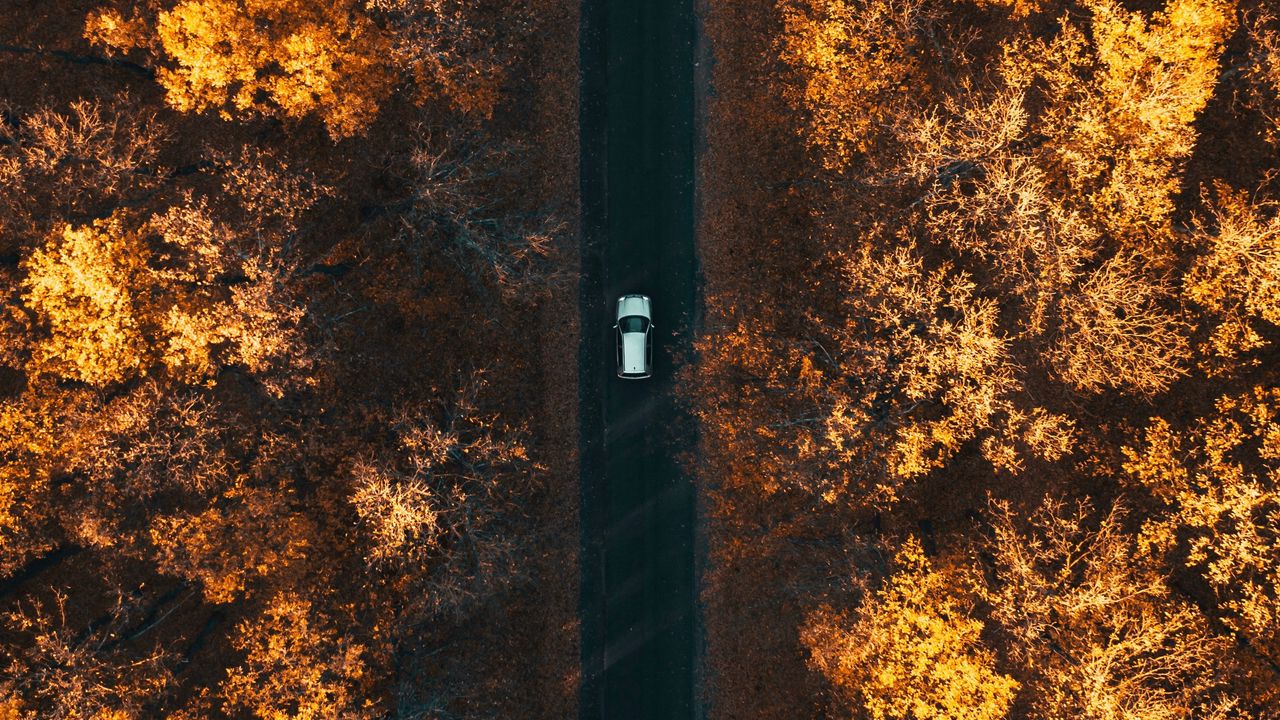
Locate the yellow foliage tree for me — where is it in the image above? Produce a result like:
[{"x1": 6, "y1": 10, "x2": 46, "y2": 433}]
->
[
  {"x1": 86, "y1": 0, "x2": 393, "y2": 138},
  {"x1": 836, "y1": 242, "x2": 1018, "y2": 481},
  {"x1": 819, "y1": 238, "x2": 1068, "y2": 493},
  {"x1": 901, "y1": 85, "x2": 1103, "y2": 334},
  {"x1": 1023, "y1": 0, "x2": 1233, "y2": 238},
  {"x1": 21, "y1": 214, "x2": 150, "y2": 387},
  {"x1": 983, "y1": 498, "x2": 1240, "y2": 720},
  {"x1": 1185, "y1": 185, "x2": 1280, "y2": 370},
  {"x1": 801, "y1": 537, "x2": 1018, "y2": 720},
  {"x1": 1123, "y1": 387, "x2": 1280, "y2": 662},
  {"x1": 889, "y1": 1, "x2": 1218, "y2": 398},
  {"x1": 689, "y1": 232, "x2": 1080, "y2": 507},
  {"x1": 20, "y1": 208, "x2": 307, "y2": 391}
]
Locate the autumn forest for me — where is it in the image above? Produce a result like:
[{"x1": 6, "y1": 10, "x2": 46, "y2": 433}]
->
[
  {"x1": 698, "y1": 0, "x2": 1280, "y2": 717},
  {"x1": 1, "y1": 0, "x2": 1278, "y2": 718},
  {"x1": 1, "y1": 0, "x2": 577, "y2": 716}
]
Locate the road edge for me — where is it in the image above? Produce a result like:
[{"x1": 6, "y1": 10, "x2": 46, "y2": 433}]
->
[{"x1": 576, "y1": 0, "x2": 607, "y2": 716}]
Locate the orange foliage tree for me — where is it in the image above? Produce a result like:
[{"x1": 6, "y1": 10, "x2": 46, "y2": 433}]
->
[
  {"x1": 820, "y1": 240, "x2": 1021, "y2": 488},
  {"x1": 742, "y1": 0, "x2": 1232, "y2": 512},
  {"x1": 897, "y1": 1, "x2": 1219, "y2": 392},
  {"x1": 221, "y1": 592, "x2": 376, "y2": 719},
  {"x1": 775, "y1": 0, "x2": 936, "y2": 168},
  {"x1": 699, "y1": 0, "x2": 1276, "y2": 716},
  {"x1": 1, "y1": 0, "x2": 572, "y2": 715},
  {"x1": 21, "y1": 214, "x2": 153, "y2": 386},
  {"x1": 85, "y1": 0, "x2": 518, "y2": 137},
  {"x1": 150, "y1": 482, "x2": 315, "y2": 605},
  {"x1": 0, "y1": 388, "x2": 75, "y2": 575}
]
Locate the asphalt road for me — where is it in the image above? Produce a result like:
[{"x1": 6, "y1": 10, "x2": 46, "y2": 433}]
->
[{"x1": 578, "y1": 0, "x2": 698, "y2": 718}]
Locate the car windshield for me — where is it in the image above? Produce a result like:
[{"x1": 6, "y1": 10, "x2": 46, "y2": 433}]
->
[{"x1": 619, "y1": 315, "x2": 648, "y2": 333}]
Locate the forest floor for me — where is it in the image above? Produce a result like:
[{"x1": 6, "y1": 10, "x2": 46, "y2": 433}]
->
[
  {"x1": 694, "y1": 0, "x2": 831, "y2": 715},
  {"x1": 446, "y1": 0, "x2": 583, "y2": 712}
]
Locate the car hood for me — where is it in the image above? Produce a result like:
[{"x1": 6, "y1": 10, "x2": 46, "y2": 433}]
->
[
  {"x1": 617, "y1": 295, "x2": 651, "y2": 320},
  {"x1": 621, "y1": 332, "x2": 648, "y2": 374}
]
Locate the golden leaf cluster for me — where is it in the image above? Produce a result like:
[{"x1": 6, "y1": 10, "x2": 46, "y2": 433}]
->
[
  {"x1": 802, "y1": 538, "x2": 1018, "y2": 720},
  {"x1": 87, "y1": 0, "x2": 392, "y2": 138},
  {"x1": 19, "y1": 207, "x2": 305, "y2": 392}
]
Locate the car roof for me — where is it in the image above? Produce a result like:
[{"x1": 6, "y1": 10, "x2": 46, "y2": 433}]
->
[{"x1": 616, "y1": 294, "x2": 651, "y2": 321}]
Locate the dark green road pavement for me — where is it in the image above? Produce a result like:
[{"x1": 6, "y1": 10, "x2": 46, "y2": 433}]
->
[{"x1": 578, "y1": 0, "x2": 698, "y2": 718}]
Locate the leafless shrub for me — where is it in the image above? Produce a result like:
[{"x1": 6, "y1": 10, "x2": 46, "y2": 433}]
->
[
  {"x1": 899, "y1": 86, "x2": 1102, "y2": 333},
  {"x1": 0, "y1": 98, "x2": 166, "y2": 243},
  {"x1": 1, "y1": 588, "x2": 175, "y2": 719},
  {"x1": 1247, "y1": 12, "x2": 1280, "y2": 145},
  {"x1": 394, "y1": 130, "x2": 565, "y2": 298},
  {"x1": 350, "y1": 370, "x2": 543, "y2": 621}
]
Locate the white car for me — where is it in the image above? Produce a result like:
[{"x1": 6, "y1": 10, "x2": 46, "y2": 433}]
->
[{"x1": 615, "y1": 294, "x2": 653, "y2": 379}]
